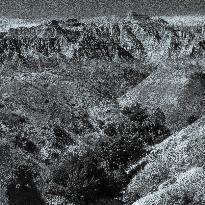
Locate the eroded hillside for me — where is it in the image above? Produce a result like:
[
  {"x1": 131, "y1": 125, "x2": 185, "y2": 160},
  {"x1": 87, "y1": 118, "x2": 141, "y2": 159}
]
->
[{"x1": 0, "y1": 14, "x2": 205, "y2": 205}]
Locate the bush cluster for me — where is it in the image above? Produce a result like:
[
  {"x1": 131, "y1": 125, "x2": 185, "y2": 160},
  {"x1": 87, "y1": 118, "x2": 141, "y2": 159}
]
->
[{"x1": 51, "y1": 103, "x2": 170, "y2": 204}]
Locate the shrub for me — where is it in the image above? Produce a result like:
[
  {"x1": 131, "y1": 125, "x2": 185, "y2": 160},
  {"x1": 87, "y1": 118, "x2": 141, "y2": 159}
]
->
[
  {"x1": 187, "y1": 115, "x2": 198, "y2": 125},
  {"x1": 6, "y1": 165, "x2": 45, "y2": 205},
  {"x1": 52, "y1": 150, "x2": 128, "y2": 205},
  {"x1": 99, "y1": 104, "x2": 170, "y2": 169},
  {"x1": 13, "y1": 135, "x2": 37, "y2": 154},
  {"x1": 51, "y1": 103, "x2": 169, "y2": 204},
  {"x1": 52, "y1": 125, "x2": 74, "y2": 149}
]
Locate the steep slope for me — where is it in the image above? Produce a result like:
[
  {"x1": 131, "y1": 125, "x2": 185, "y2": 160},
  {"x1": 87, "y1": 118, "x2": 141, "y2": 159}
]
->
[
  {"x1": 119, "y1": 59, "x2": 205, "y2": 132},
  {"x1": 0, "y1": 15, "x2": 176, "y2": 64},
  {"x1": 124, "y1": 115, "x2": 205, "y2": 205},
  {"x1": 0, "y1": 16, "x2": 204, "y2": 65}
]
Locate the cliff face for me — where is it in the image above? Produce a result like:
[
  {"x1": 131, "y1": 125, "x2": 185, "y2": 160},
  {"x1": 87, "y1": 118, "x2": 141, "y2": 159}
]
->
[
  {"x1": 1, "y1": 16, "x2": 204, "y2": 66},
  {"x1": 1, "y1": 16, "x2": 204, "y2": 65}
]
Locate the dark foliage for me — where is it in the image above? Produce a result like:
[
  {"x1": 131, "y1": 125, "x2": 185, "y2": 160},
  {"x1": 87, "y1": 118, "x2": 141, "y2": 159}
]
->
[
  {"x1": 199, "y1": 40, "x2": 205, "y2": 50},
  {"x1": 52, "y1": 150, "x2": 128, "y2": 205},
  {"x1": 121, "y1": 103, "x2": 148, "y2": 122},
  {"x1": 99, "y1": 104, "x2": 170, "y2": 170},
  {"x1": 6, "y1": 166, "x2": 45, "y2": 205},
  {"x1": 51, "y1": 103, "x2": 169, "y2": 204},
  {"x1": 187, "y1": 115, "x2": 198, "y2": 125},
  {"x1": 14, "y1": 135, "x2": 37, "y2": 154},
  {"x1": 190, "y1": 72, "x2": 205, "y2": 89},
  {"x1": 52, "y1": 125, "x2": 74, "y2": 149},
  {"x1": 94, "y1": 198, "x2": 124, "y2": 205}
]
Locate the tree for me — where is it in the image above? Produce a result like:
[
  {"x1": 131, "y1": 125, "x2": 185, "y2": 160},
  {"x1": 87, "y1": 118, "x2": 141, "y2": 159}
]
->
[{"x1": 99, "y1": 104, "x2": 170, "y2": 169}]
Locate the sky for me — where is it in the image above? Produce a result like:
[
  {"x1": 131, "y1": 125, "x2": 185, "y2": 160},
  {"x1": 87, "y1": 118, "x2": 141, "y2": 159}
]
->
[{"x1": 0, "y1": 0, "x2": 205, "y2": 19}]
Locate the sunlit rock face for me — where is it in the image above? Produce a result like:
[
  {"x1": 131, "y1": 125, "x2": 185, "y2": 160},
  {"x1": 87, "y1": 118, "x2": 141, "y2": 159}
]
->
[
  {"x1": 0, "y1": 15, "x2": 167, "y2": 63},
  {"x1": 0, "y1": 15, "x2": 205, "y2": 65}
]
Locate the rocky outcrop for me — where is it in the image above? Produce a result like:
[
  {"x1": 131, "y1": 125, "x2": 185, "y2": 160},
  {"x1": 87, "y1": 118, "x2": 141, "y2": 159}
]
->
[
  {"x1": 0, "y1": 16, "x2": 168, "y2": 64},
  {"x1": 0, "y1": 15, "x2": 204, "y2": 65}
]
